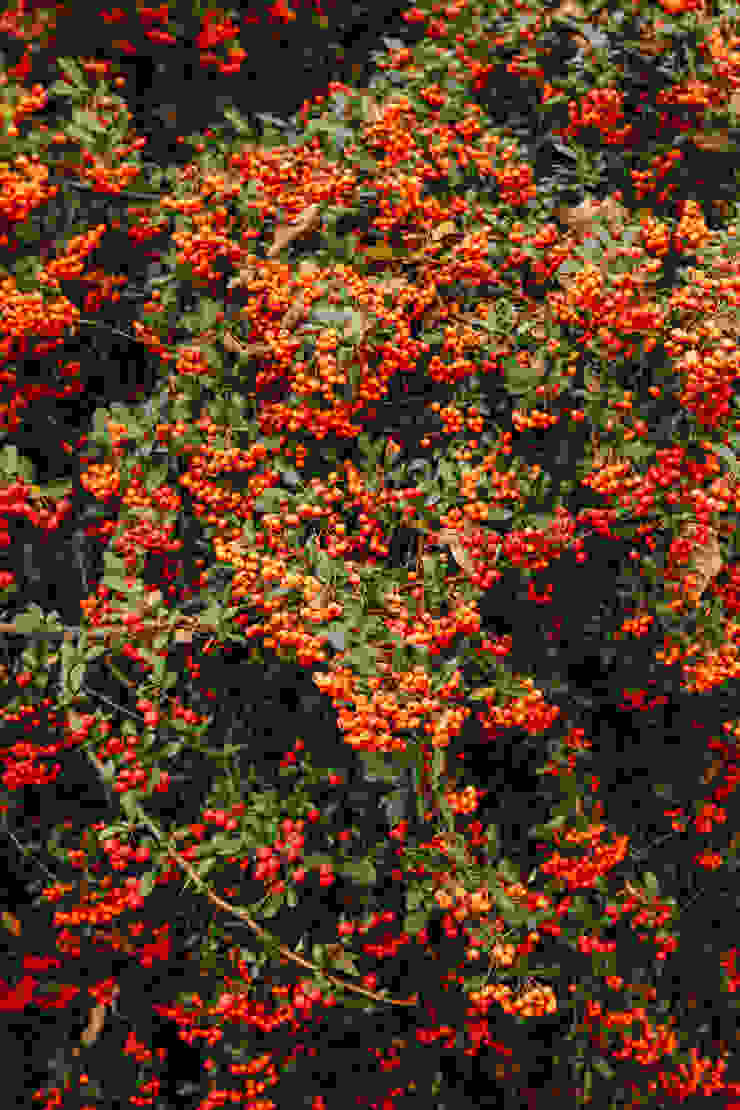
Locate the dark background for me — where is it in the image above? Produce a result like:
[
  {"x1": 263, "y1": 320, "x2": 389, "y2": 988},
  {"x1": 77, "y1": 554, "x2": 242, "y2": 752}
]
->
[
  {"x1": 0, "y1": 5, "x2": 458, "y2": 1109},
  {"x1": 0, "y1": 3, "x2": 739, "y2": 1109}
]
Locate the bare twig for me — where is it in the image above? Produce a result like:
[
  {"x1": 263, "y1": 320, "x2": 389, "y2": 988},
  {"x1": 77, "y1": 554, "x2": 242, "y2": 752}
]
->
[{"x1": 140, "y1": 815, "x2": 419, "y2": 1009}]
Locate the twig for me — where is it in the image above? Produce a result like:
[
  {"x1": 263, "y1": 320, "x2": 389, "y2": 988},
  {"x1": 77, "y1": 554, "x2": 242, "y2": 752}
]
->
[
  {"x1": 0, "y1": 621, "x2": 115, "y2": 642},
  {"x1": 80, "y1": 679, "x2": 145, "y2": 718},
  {"x1": 45, "y1": 172, "x2": 166, "y2": 203},
  {"x1": 138, "y1": 812, "x2": 419, "y2": 1008},
  {"x1": 0, "y1": 616, "x2": 215, "y2": 643},
  {"x1": 72, "y1": 529, "x2": 89, "y2": 594},
  {"x1": 81, "y1": 747, "x2": 114, "y2": 809},
  {"x1": 77, "y1": 318, "x2": 145, "y2": 344},
  {"x1": 2, "y1": 825, "x2": 59, "y2": 883}
]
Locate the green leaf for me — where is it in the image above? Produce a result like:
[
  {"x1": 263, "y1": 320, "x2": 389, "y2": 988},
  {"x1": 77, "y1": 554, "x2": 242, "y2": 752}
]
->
[
  {"x1": 260, "y1": 891, "x2": 285, "y2": 918},
  {"x1": 253, "y1": 488, "x2": 287, "y2": 512},
  {"x1": 103, "y1": 548, "x2": 128, "y2": 574},
  {"x1": 138, "y1": 871, "x2": 157, "y2": 898},
  {"x1": 38, "y1": 480, "x2": 74, "y2": 500},
  {"x1": 189, "y1": 856, "x2": 218, "y2": 885},
  {"x1": 526, "y1": 965, "x2": 561, "y2": 980},
  {"x1": 63, "y1": 123, "x2": 102, "y2": 146},
  {"x1": 592, "y1": 1056, "x2": 616, "y2": 1080},
  {"x1": 12, "y1": 609, "x2": 44, "y2": 636},
  {"x1": 0, "y1": 444, "x2": 25, "y2": 478},
  {"x1": 404, "y1": 909, "x2": 430, "y2": 935},
  {"x1": 712, "y1": 442, "x2": 740, "y2": 478},
  {"x1": 643, "y1": 871, "x2": 659, "y2": 897},
  {"x1": 360, "y1": 751, "x2": 403, "y2": 783},
  {"x1": 312, "y1": 943, "x2": 326, "y2": 965},
  {"x1": 431, "y1": 746, "x2": 444, "y2": 790},
  {"x1": 101, "y1": 573, "x2": 135, "y2": 594},
  {"x1": 200, "y1": 601, "x2": 224, "y2": 629},
  {"x1": 315, "y1": 550, "x2": 334, "y2": 583},
  {"x1": 496, "y1": 857, "x2": 521, "y2": 883},
  {"x1": 47, "y1": 79, "x2": 81, "y2": 98},
  {"x1": 301, "y1": 854, "x2": 335, "y2": 870},
  {"x1": 58, "y1": 57, "x2": 88, "y2": 89},
  {"x1": 347, "y1": 309, "x2": 365, "y2": 342},
  {"x1": 406, "y1": 886, "x2": 426, "y2": 911},
  {"x1": 144, "y1": 464, "x2": 170, "y2": 492},
  {"x1": 570, "y1": 894, "x2": 597, "y2": 930},
  {"x1": 60, "y1": 641, "x2": 85, "y2": 695},
  {"x1": 339, "y1": 858, "x2": 376, "y2": 885},
  {"x1": 72, "y1": 106, "x2": 106, "y2": 133},
  {"x1": 222, "y1": 105, "x2": 256, "y2": 137},
  {"x1": 121, "y1": 792, "x2": 137, "y2": 819},
  {"x1": 468, "y1": 685, "x2": 497, "y2": 701},
  {"x1": 529, "y1": 813, "x2": 568, "y2": 839}
]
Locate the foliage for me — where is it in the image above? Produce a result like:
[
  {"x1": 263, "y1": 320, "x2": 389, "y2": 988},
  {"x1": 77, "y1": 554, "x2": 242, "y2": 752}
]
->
[{"x1": 0, "y1": 1, "x2": 739, "y2": 1109}]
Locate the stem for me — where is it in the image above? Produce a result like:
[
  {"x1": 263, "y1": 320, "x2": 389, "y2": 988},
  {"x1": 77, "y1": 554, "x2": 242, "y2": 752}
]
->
[
  {"x1": 2, "y1": 824, "x2": 59, "y2": 882},
  {"x1": 45, "y1": 174, "x2": 166, "y2": 203},
  {"x1": 0, "y1": 615, "x2": 218, "y2": 643},
  {"x1": 77, "y1": 318, "x2": 148, "y2": 344},
  {"x1": 134, "y1": 808, "x2": 419, "y2": 1008}
]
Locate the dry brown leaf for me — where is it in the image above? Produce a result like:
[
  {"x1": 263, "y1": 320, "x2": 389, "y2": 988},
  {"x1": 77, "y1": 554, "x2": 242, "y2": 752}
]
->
[
  {"x1": 338, "y1": 88, "x2": 413, "y2": 128},
  {"x1": 688, "y1": 82, "x2": 740, "y2": 151},
  {"x1": 678, "y1": 521, "x2": 723, "y2": 601},
  {"x1": 552, "y1": 0, "x2": 592, "y2": 52},
  {"x1": 376, "y1": 276, "x2": 411, "y2": 299},
  {"x1": 702, "y1": 757, "x2": 725, "y2": 784},
  {"x1": 197, "y1": 324, "x2": 274, "y2": 361},
  {"x1": 296, "y1": 259, "x2": 322, "y2": 280},
  {"x1": 691, "y1": 129, "x2": 731, "y2": 152},
  {"x1": 592, "y1": 445, "x2": 620, "y2": 469},
  {"x1": 219, "y1": 330, "x2": 240, "y2": 354},
  {"x1": 267, "y1": 203, "x2": 322, "y2": 258},
  {"x1": 227, "y1": 264, "x2": 257, "y2": 292},
  {"x1": 229, "y1": 334, "x2": 252, "y2": 354},
  {"x1": 589, "y1": 422, "x2": 622, "y2": 470},
  {"x1": 417, "y1": 289, "x2": 447, "y2": 331},
  {"x1": 538, "y1": 0, "x2": 612, "y2": 53},
  {"x1": 430, "y1": 220, "x2": 459, "y2": 242},
  {"x1": 554, "y1": 0, "x2": 588, "y2": 19},
  {"x1": 80, "y1": 1003, "x2": 108, "y2": 1048},
  {"x1": 637, "y1": 22, "x2": 673, "y2": 59},
  {"x1": 437, "y1": 520, "x2": 477, "y2": 577},
  {"x1": 555, "y1": 192, "x2": 626, "y2": 245},
  {"x1": 280, "y1": 295, "x2": 307, "y2": 332},
  {"x1": 549, "y1": 193, "x2": 667, "y2": 354}
]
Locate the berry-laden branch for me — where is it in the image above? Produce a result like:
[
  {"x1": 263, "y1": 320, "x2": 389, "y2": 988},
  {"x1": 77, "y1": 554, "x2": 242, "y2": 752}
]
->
[{"x1": 135, "y1": 808, "x2": 420, "y2": 1008}]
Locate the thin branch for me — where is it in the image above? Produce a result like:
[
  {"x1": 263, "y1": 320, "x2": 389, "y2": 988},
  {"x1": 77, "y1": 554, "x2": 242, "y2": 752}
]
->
[
  {"x1": 0, "y1": 621, "x2": 112, "y2": 641},
  {"x1": 80, "y1": 680, "x2": 145, "y2": 720},
  {"x1": 629, "y1": 829, "x2": 681, "y2": 863},
  {"x1": 45, "y1": 171, "x2": 167, "y2": 203},
  {"x1": 81, "y1": 747, "x2": 114, "y2": 809},
  {"x1": 137, "y1": 812, "x2": 419, "y2": 1008},
  {"x1": 77, "y1": 318, "x2": 146, "y2": 344},
  {"x1": 0, "y1": 614, "x2": 216, "y2": 642},
  {"x1": 2, "y1": 825, "x2": 59, "y2": 883},
  {"x1": 72, "y1": 529, "x2": 89, "y2": 594}
]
